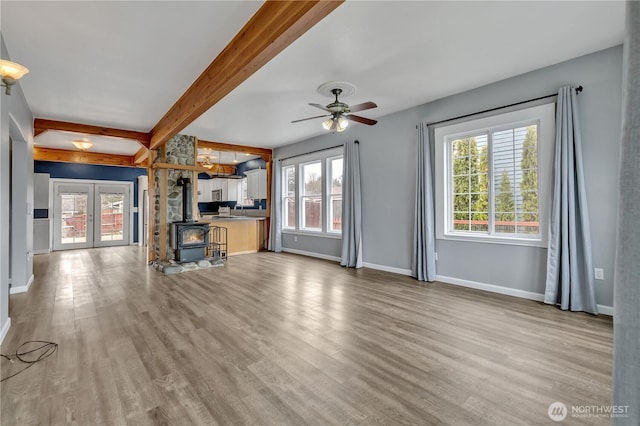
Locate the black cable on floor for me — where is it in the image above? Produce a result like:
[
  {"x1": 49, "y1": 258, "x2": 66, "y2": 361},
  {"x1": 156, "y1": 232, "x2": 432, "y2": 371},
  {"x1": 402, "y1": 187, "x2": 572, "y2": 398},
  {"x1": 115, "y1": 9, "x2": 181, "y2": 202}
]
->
[{"x1": 0, "y1": 340, "x2": 58, "y2": 382}]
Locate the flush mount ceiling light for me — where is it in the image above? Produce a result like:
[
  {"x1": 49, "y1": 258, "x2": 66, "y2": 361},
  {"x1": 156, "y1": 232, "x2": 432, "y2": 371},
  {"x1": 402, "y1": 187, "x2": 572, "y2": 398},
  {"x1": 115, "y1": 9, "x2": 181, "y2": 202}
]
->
[
  {"x1": 71, "y1": 138, "x2": 93, "y2": 151},
  {"x1": 0, "y1": 59, "x2": 29, "y2": 95}
]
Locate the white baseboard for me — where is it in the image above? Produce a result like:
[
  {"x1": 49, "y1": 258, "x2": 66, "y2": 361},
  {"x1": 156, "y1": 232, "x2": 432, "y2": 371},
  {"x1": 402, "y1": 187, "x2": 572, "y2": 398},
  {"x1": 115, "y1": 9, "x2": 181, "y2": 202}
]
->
[
  {"x1": 282, "y1": 248, "x2": 341, "y2": 262},
  {"x1": 436, "y1": 275, "x2": 545, "y2": 301},
  {"x1": 436, "y1": 274, "x2": 613, "y2": 316},
  {"x1": 33, "y1": 249, "x2": 50, "y2": 255},
  {"x1": 363, "y1": 262, "x2": 413, "y2": 276},
  {"x1": 0, "y1": 318, "x2": 11, "y2": 345},
  {"x1": 275, "y1": 250, "x2": 615, "y2": 316},
  {"x1": 10, "y1": 274, "x2": 34, "y2": 294},
  {"x1": 597, "y1": 304, "x2": 614, "y2": 316}
]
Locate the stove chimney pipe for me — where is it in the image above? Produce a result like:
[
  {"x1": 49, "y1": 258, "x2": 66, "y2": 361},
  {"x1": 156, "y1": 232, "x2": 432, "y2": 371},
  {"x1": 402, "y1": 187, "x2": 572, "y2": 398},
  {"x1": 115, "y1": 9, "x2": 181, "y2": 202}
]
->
[{"x1": 176, "y1": 176, "x2": 194, "y2": 222}]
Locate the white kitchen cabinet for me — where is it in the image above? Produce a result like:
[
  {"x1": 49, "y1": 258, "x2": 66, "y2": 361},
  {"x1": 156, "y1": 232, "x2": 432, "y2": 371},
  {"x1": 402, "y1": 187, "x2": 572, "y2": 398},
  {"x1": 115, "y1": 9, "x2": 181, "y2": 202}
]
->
[
  {"x1": 227, "y1": 180, "x2": 240, "y2": 202},
  {"x1": 201, "y1": 178, "x2": 244, "y2": 201},
  {"x1": 197, "y1": 179, "x2": 213, "y2": 202},
  {"x1": 210, "y1": 179, "x2": 227, "y2": 200},
  {"x1": 244, "y1": 169, "x2": 267, "y2": 200}
]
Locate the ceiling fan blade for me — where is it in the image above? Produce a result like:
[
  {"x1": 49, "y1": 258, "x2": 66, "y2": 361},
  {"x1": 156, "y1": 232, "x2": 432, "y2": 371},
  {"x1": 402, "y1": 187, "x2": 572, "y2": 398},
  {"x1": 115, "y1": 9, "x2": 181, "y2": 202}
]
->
[
  {"x1": 348, "y1": 101, "x2": 377, "y2": 113},
  {"x1": 291, "y1": 114, "x2": 330, "y2": 123},
  {"x1": 346, "y1": 114, "x2": 377, "y2": 126},
  {"x1": 309, "y1": 103, "x2": 330, "y2": 112}
]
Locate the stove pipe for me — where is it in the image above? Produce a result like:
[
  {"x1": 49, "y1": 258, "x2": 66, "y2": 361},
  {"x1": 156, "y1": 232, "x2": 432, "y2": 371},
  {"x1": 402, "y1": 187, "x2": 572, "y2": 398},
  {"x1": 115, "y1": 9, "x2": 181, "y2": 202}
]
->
[{"x1": 176, "y1": 176, "x2": 194, "y2": 222}]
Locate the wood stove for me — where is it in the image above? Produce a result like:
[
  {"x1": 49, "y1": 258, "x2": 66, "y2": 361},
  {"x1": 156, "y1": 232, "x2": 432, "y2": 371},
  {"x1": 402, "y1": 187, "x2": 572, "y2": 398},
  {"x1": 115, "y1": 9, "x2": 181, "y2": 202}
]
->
[
  {"x1": 171, "y1": 222, "x2": 210, "y2": 263},
  {"x1": 170, "y1": 175, "x2": 209, "y2": 262}
]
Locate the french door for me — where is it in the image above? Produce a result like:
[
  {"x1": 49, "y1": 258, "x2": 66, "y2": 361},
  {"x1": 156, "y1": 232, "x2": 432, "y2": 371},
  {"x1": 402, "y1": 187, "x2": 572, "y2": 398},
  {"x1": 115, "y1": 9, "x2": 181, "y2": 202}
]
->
[{"x1": 53, "y1": 182, "x2": 131, "y2": 251}]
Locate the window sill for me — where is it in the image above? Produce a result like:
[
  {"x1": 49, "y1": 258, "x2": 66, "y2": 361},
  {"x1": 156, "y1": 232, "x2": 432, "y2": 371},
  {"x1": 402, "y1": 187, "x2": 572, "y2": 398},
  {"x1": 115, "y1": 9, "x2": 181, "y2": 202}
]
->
[
  {"x1": 282, "y1": 230, "x2": 342, "y2": 240},
  {"x1": 439, "y1": 232, "x2": 547, "y2": 248}
]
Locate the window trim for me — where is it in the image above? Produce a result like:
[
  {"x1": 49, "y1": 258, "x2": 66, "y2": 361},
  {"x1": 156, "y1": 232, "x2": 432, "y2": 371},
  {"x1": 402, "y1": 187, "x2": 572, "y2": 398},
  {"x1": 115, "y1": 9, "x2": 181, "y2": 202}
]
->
[
  {"x1": 299, "y1": 159, "x2": 323, "y2": 232},
  {"x1": 326, "y1": 155, "x2": 343, "y2": 234},
  {"x1": 281, "y1": 147, "x2": 343, "y2": 237},
  {"x1": 434, "y1": 102, "x2": 555, "y2": 247},
  {"x1": 281, "y1": 165, "x2": 296, "y2": 230}
]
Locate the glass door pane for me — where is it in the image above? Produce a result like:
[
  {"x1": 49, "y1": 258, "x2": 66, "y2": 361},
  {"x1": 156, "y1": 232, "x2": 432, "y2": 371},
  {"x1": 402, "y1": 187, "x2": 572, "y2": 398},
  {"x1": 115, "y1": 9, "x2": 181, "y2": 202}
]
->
[
  {"x1": 94, "y1": 184, "x2": 130, "y2": 248},
  {"x1": 61, "y1": 193, "x2": 89, "y2": 243},
  {"x1": 53, "y1": 183, "x2": 94, "y2": 250},
  {"x1": 99, "y1": 193, "x2": 125, "y2": 241}
]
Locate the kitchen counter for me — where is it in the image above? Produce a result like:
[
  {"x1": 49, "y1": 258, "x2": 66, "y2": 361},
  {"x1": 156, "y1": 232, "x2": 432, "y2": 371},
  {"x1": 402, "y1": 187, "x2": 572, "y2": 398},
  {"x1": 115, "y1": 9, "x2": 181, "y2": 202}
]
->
[
  {"x1": 200, "y1": 216, "x2": 266, "y2": 255},
  {"x1": 201, "y1": 215, "x2": 265, "y2": 222}
]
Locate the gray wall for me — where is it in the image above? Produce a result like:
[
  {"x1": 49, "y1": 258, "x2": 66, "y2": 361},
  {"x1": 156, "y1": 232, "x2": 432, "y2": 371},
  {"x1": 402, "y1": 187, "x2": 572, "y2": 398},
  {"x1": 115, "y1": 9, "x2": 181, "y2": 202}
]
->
[
  {"x1": 274, "y1": 46, "x2": 623, "y2": 308},
  {"x1": 1, "y1": 34, "x2": 35, "y2": 340}
]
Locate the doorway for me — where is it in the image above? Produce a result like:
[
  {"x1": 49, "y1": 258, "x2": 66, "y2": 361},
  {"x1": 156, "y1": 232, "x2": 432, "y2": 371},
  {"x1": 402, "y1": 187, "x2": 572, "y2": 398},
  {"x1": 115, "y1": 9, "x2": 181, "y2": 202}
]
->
[{"x1": 52, "y1": 181, "x2": 132, "y2": 251}]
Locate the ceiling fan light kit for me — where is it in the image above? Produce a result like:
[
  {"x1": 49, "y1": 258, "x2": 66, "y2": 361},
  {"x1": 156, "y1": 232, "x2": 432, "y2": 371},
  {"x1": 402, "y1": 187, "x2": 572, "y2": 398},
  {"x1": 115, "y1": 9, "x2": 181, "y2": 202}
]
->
[{"x1": 292, "y1": 81, "x2": 378, "y2": 132}]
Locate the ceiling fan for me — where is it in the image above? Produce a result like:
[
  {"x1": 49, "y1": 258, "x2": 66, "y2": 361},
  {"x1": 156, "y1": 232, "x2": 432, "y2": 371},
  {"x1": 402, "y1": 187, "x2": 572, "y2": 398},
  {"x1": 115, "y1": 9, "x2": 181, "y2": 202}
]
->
[{"x1": 292, "y1": 85, "x2": 378, "y2": 132}]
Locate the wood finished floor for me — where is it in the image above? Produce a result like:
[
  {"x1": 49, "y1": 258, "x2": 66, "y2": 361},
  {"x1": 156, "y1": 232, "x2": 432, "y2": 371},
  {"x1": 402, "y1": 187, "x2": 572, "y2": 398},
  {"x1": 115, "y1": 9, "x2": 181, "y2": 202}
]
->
[{"x1": 1, "y1": 247, "x2": 613, "y2": 425}]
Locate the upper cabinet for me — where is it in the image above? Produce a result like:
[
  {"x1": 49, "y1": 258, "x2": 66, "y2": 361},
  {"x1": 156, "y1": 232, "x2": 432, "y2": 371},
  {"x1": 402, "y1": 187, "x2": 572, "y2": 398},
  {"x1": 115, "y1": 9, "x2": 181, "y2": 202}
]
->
[
  {"x1": 244, "y1": 169, "x2": 267, "y2": 200},
  {"x1": 198, "y1": 178, "x2": 243, "y2": 202}
]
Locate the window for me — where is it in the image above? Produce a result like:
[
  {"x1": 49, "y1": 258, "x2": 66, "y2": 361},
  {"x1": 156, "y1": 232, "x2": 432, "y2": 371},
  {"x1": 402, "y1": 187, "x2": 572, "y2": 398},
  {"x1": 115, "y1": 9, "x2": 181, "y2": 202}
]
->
[
  {"x1": 328, "y1": 157, "x2": 343, "y2": 233},
  {"x1": 282, "y1": 165, "x2": 296, "y2": 229},
  {"x1": 435, "y1": 103, "x2": 555, "y2": 246},
  {"x1": 281, "y1": 148, "x2": 343, "y2": 236},
  {"x1": 301, "y1": 161, "x2": 322, "y2": 231}
]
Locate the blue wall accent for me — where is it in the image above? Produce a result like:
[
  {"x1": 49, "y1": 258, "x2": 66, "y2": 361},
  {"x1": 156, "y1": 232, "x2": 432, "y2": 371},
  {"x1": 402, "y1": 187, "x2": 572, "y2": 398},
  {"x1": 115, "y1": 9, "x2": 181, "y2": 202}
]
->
[
  {"x1": 198, "y1": 201, "x2": 237, "y2": 213},
  {"x1": 236, "y1": 158, "x2": 266, "y2": 176},
  {"x1": 34, "y1": 161, "x2": 147, "y2": 243},
  {"x1": 198, "y1": 199, "x2": 265, "y2": 213}
]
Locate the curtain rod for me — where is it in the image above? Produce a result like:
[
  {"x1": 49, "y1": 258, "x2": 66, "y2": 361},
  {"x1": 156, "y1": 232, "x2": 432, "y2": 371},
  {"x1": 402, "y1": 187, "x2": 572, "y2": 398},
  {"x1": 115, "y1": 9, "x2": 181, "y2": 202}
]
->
[
  {"x1": 425, "y1": 85, "x2": 583, "y2": 128},
  {"x1": 278, "y1": 140, "x2": 358, "y2": 162}
]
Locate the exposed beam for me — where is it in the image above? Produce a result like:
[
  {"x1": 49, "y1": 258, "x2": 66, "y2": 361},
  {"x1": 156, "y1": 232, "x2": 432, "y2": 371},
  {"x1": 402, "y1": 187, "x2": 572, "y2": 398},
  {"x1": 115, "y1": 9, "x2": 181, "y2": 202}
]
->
[
  {"x1": 134, "y1": 146, "x2": 149, "y2": 164},
  {"x1": 150, "y1": 0, "x2": 343, "y2": 150},
  {"x1": 198, "y1": 140, "x2": 272, "y2": 161},
  {"x1": 34, "y1": 147, "x2": 136, "y2": 167},
  {"x1": 151, "y1": 162, "x2": 236, "y2": 175},
  {"x1": 34, "y1": 118, "x2": 151, "y2": 148}
]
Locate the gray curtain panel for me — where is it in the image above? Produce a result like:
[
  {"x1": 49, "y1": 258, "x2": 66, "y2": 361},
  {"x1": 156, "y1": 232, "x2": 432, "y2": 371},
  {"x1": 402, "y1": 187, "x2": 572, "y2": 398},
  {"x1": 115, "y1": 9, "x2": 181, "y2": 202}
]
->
[
  {"x1": 341, "y1": 140, "x2": 363, "y2": 268},
  {"x1": 412, "y1": 123, "x2": 436, "y2": 281},
  {"x1": 544, "y1": 86, "x2": 598, "y2": 314},
  {"x1": 267, "y1": 159, "x2": 282, "y2": 252},
  {"x1": 613, "y1": 1, "x2": 640, "y2": 422}
]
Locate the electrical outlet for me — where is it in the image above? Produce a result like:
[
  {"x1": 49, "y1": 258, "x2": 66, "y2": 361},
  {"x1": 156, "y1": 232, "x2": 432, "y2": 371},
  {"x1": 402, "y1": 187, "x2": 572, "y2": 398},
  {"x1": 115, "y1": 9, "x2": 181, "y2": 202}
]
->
[
  {"x1": 435, "y1": 252, "x2": 438, "y2": 261},
  {"x1": 294, "y1": 236, "x2": 298, "y2": 242},
  {"x1": 594, "y1": 268, "x2": 604, "y2": 280}
]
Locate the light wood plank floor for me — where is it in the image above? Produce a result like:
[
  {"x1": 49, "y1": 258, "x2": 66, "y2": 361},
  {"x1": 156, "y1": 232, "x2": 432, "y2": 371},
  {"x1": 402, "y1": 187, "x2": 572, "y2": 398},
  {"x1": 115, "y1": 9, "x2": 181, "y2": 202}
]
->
[{"x1": 1, "y1": 246, "x2": 613, "y2": 425}]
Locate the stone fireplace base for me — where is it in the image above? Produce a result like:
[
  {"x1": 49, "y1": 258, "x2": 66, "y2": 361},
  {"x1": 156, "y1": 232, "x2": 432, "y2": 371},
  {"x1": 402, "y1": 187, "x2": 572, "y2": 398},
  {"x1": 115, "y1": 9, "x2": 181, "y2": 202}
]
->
[{"x1": 152, "y1": 257, "x2": 224, "y2": 275}]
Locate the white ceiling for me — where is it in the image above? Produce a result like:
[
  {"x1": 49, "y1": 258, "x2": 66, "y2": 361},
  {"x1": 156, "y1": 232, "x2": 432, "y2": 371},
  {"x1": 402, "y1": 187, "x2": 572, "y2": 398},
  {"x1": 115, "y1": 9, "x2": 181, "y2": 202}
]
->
[
  {"x1": 35, "y1": 131, "x2": 141, "y2": 155},
  {"x1": 1, "y1": 1, "x2": 626, "y2": 153}
]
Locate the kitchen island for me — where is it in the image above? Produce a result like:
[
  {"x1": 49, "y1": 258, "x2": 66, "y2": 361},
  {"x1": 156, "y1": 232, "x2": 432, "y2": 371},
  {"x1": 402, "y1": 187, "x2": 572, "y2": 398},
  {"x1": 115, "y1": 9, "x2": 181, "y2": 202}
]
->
[{"x1": 200, "y1": 216, "x2": 266, "y2": 255}]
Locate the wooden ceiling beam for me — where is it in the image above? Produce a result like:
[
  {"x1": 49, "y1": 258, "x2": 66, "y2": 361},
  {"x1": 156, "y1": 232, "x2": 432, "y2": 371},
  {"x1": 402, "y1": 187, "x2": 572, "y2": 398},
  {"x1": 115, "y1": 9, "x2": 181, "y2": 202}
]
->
[
  {"x1": 34, "y1": 118, "x2": 151, "y2": 148},
  {"x1": 149, "y1": 0, "x2": 343, "y2": 150},
  {"x1": 34, "y1": 146, "x2": 137, "y2": 167},
  {"x1": 197, "y1": 140, "x2": 272, "y2": 161},
  {"x1": 134, "y1": 146, "x2": 149, "y2": 165}
]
